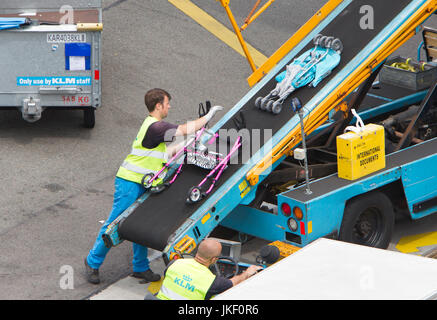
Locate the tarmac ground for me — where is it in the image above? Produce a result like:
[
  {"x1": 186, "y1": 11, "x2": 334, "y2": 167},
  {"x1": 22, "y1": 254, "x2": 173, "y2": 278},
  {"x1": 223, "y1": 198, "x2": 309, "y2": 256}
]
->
[{"x1": 1, "y1": 0, "x2": 437, "y2": 300}]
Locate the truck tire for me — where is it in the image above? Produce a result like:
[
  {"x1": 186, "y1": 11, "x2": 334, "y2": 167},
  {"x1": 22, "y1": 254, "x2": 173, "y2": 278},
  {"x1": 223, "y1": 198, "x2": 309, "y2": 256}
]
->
[
  {"x1": 84, "y1": 108, "x2": 95, "y2": 128},
  {"x1": 339, "y1": 191, "x2": 394, "y2": 249}
]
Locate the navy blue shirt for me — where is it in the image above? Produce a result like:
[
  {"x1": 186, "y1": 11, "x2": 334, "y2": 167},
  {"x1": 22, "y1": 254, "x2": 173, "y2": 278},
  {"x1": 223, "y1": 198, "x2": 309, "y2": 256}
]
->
[{"x1": 142, "y1": 120, "x2": 178, "y2": 149}]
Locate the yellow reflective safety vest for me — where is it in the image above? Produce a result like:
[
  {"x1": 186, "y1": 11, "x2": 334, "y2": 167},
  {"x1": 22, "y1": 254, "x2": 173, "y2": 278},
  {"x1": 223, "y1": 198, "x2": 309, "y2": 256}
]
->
[
  {"x1": 116, "y1": 116, "x2": 168, "y2": 185},
  {"x1": 156, "y1": 259, "x2": 216, "y2": 300}
]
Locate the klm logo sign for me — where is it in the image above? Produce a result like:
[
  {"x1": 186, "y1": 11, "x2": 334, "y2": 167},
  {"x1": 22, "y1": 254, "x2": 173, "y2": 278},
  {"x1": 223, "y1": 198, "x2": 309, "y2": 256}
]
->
[
  {"x1": 17, "y1": 76, "x2": 92, "y2": 86},
  {"x1": 174, "y1": 274, "x2": 195, "y2": 292}
]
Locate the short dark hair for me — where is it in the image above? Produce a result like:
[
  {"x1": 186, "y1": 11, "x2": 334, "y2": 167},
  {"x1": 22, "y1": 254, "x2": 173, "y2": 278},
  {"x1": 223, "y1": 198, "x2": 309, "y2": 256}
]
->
[{"x1": 144, "y1": 88, "x2": 171, "y2": 112}]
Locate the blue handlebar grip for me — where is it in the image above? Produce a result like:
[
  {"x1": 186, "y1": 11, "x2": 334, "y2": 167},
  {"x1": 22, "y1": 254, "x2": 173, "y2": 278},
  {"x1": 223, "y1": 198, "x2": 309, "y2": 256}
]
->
[{"x1": 291, "y1": 97, "x2": 302, "y2": 112}]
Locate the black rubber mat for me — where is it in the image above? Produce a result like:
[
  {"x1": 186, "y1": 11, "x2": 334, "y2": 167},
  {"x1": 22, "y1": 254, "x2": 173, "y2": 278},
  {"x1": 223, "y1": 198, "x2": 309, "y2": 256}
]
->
[
  {"x1": 360, "y1": 83, "x2": 418, "y2": 111},
  {"x1": 119, "y1": 0, "x2": 413, "y2": 251}
]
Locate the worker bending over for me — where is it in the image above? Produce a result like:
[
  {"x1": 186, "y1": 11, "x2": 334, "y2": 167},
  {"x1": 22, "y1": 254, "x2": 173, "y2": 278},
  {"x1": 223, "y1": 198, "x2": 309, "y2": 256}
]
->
[
  {"x1": 156, "y1": 238, "x2": 262, "y2": 300},
  {"x1": 84, "y1": 88, "x2": 223, "y2": 284}
]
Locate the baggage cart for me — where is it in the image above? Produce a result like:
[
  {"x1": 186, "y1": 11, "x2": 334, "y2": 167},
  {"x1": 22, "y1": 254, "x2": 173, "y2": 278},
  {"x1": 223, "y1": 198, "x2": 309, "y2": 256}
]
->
[{"x1": 0, "y1": 0, "x2": 102, "y2": 128}]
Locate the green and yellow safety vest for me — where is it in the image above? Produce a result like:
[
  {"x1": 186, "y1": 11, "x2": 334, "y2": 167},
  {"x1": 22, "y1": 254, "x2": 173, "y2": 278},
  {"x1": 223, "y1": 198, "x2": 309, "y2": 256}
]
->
[
  {"x1": 156, "y1": 259, "x2": 216, "y2": 300},
  {"x1": 116, "y1": 116, "x2": 168, "y2": 185}
]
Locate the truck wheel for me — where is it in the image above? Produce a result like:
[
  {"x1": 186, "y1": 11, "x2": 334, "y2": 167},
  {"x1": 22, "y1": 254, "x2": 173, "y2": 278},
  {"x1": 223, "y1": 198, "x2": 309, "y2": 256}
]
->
[
  {"x1": 84, "y1": 108, "x2": 95, "y2": 128},
  {"x1": 339, "y1": 191, "x2": 394, "y2": 249}
]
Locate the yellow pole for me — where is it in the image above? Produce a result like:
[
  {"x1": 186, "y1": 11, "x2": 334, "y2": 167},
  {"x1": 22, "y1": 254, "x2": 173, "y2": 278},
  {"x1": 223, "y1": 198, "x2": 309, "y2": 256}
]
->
[
  {"x1": 218, "y1": 0, "x2": 257, "y2": 71},
  {"x1": 240, "y1": 0, "x2": 275, "y2": 31}
]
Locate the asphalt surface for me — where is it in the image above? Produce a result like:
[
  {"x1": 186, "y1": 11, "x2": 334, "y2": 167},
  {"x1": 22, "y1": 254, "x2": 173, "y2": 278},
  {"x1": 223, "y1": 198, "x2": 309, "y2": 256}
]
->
[{"x1": 1, "y1": 0, "x2": 437, "y2": 300}]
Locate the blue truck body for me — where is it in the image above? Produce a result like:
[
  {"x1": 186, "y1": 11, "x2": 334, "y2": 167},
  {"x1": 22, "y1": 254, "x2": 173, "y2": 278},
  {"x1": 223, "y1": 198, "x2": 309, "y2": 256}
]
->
[{"x1": 220, "y1": 136, "x2": 437, "y2": 247}]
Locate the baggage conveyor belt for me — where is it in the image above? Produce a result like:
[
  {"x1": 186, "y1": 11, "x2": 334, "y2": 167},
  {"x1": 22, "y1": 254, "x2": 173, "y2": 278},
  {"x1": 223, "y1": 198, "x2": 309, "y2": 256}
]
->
[{"x1": 117, "y1": 0, "x2": 421, "y2": 252}]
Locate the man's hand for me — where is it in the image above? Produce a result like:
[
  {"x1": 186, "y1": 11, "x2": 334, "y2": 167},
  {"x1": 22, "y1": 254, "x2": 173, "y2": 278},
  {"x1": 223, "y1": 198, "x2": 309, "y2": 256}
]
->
[
  {"x1": 230, "y1": 265, "x2": 263, "y2": 286},
  {"x1": 205, "y1": 105, "x2": 224, "y2": 122},
  {"x1": 244, "y1": 265, "x2": 263, "y2": 279}
]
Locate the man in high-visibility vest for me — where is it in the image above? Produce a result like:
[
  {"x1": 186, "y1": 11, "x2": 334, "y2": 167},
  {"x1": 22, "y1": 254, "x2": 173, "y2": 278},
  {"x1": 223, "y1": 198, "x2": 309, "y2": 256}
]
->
[
  {"x1": 156, "y1": 238, "x2": 263, "y2": 300},
  {"x1": 84, "y1": 88, "x2": 223, "y2": 284}
]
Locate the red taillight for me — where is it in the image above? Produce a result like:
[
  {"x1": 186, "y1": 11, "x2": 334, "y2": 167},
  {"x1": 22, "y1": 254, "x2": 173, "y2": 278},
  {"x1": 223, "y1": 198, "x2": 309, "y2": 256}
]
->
[
  {"x1": 300, "y1": 221, "x2": 305, "y2": 235},
  {"x1": 94, "y1": 70, "x2": 100, "y2": 80},
  {"x1": 281, "y1": 202, "x2": 291, "y2": 216}
]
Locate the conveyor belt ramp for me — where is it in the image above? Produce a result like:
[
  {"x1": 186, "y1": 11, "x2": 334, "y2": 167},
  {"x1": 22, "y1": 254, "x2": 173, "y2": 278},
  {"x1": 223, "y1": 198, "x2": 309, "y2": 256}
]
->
[{"x1": 104, "y1": 0, "x2": 437, "y2": 262}]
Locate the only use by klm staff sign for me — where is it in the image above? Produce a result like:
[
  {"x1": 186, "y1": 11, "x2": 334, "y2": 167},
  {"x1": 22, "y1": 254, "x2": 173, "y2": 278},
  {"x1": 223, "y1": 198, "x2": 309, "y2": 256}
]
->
[{"x1": 17, "y1": 76, "x2": 92, "y2": 86}]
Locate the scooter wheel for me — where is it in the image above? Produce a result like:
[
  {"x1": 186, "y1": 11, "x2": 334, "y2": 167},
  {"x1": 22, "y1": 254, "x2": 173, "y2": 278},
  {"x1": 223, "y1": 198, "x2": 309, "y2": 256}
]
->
[
  {"x1": 331, "y1": 38, "x2": 343, "y2": 53},
  {"x1": 266, "y1": 100, "x2": 274, "y2": 112},
  {"x1": 187, "y1": 186, "x2": 202, "y2": 203},
  {"x1": 141, "y1": 173, "x2": 154, "y2": 189},
  {"x1": 260, "y1": 98, "x2": 268, "y2": 110},
  {"x1": 318, "y1": 36, "x2": 328, "y2": 48},
  {"x1": 255, "y1": 97, "x2": 262, "y2": 109},
  {"x1": 271, "y1": 101, "x2": 282, "y2": 115},
  {"x1": 324, "y1": 36, "x2": 334, "y2": 49},
  {"x1": 313, "y1": 34, "x2": 323, "y2": 46}
]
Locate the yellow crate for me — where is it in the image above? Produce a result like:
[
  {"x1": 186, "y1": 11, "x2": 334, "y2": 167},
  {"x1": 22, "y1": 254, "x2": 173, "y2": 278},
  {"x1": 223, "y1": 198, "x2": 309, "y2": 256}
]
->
[
  {"x1": 269, "y1": 241, "x2": 301, "y2": 260},
  {"x1": 170, "y1": 235, "x2": 197, "y2": 260},
  {"x1": 337, "y1": 123, "x2": 386, "y2": 180}
]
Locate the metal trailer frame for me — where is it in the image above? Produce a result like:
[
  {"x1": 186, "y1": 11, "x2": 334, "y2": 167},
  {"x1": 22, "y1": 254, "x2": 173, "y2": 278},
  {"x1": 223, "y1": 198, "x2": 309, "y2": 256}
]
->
[{"x1": 0, "y1": 0, "x2": 102, "y2": 128}]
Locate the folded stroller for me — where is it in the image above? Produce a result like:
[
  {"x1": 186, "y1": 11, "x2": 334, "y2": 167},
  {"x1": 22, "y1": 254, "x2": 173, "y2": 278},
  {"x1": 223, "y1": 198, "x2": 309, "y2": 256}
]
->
[{"x1": 254, "y1": 34, "x2": 343, "y2": 114}]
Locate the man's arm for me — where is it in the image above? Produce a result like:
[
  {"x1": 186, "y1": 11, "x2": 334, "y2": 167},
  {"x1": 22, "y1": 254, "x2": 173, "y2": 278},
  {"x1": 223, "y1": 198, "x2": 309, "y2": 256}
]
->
[
  {"x1": 205, "y1": 265, "x2": 263, "y2": 300},
  {"x1": 229, "y1": 265, "x2": 263, "y2": 287},
  {"x1": 174, "y1": 106, "x2": 224, "y2": 136},
  {"x1": 166, "y1": 138, "x2": 188, "y2": 158},
  {"x1": 175, "y1": 117, "x2": 207, "y2": 137}
]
